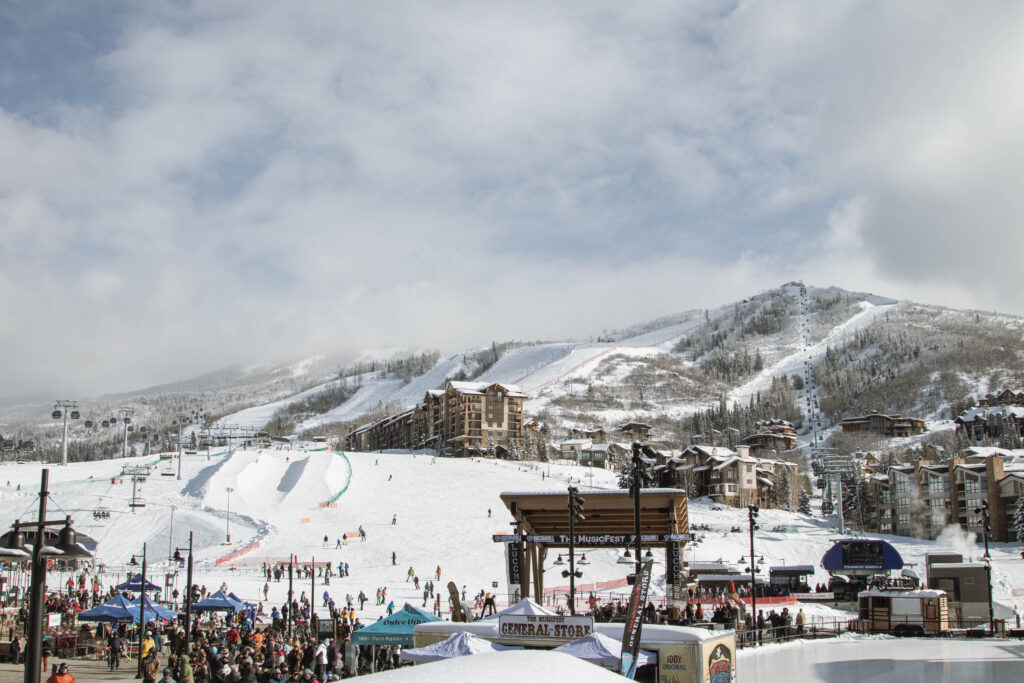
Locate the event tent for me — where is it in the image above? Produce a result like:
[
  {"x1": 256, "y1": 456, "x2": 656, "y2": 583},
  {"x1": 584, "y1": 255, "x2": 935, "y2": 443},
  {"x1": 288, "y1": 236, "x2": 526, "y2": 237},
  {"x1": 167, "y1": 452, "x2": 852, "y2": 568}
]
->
[
  {"x1": 399, "y1": 631, "x2": 522, "y2": 663},
  {"x1": 480, "y1": 597, "x2": 558, "y2": 621},
  {"x1": 79, "y1": 594, "x2": 159, "y2": 624},
  {"x1": 192, "y1": 589, "x2": 246, "y2": 613},
  {"x1": 130, "y1": 594, "x2": 178, "y2": 621},
  {"x1": 351, "y1": 604, "x2": 443, "y2": 646},
  {"x1": 116, "y1": 573, "x2": 161, "y2": 593},
  {"x1": 552, "y1": 632, "x2": 656, "y2": 670}
]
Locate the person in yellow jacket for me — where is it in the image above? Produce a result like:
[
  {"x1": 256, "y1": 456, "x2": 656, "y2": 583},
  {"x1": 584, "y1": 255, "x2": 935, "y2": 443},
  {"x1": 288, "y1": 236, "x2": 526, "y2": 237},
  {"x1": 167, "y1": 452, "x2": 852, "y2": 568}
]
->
[{"x1": 140, "y1": 631, "x2": 156, "y2": 659}]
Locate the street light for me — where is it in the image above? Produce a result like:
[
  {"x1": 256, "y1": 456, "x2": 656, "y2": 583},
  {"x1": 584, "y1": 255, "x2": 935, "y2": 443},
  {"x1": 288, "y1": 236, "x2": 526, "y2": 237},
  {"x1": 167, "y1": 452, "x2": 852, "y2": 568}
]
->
[
  {"x1": 52, "y1": 400, "x2": 79, "y2": 466},
  {"x1": 748, "y1": 504, "x2": 760, "y2": 643},
  {"x1": 171, "y1": 532, "x2": 195, "y2": 652},
  {"x1": 225, "y1": 487, "x2": 234, "y2": 544},
  {"x1": 974, "y1": 501, "x2": 994, "y2": 632},
  {"x1": 567, "y1": 486, "x2": 585, "y2": 615},
  {"x1": 128, "y1": 544, "x2": 148, "y2": 679},
  {"x1": 5, "y1": 469, "x2": 93, "y2": 683}
]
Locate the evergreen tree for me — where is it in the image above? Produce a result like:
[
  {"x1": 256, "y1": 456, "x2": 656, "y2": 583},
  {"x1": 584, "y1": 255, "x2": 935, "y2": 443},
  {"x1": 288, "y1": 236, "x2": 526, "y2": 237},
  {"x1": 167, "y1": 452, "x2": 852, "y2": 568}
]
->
[
  {"x1": 617, "y1": 455, "x2": 655, "y2": 490},
  {"x1": 1015, "y1": 495, "x2": 1024, "y2": 545},
  {"x1": 798, "y1": 489, "x2": 811, "y2": 515}
]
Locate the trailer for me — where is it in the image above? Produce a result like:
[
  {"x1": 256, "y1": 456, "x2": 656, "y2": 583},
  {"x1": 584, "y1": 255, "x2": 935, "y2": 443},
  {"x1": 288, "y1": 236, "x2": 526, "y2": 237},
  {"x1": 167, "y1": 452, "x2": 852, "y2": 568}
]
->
[{"x1": 857, "y1": 584, "x2": 949, "y2": 636}]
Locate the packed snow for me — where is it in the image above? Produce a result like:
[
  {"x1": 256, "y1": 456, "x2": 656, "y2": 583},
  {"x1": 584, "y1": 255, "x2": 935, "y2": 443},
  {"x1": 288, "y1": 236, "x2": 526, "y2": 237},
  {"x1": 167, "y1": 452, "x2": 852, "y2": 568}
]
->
[{"x1": 2, "y1": 447, "x2": 1022, "y2": 629}]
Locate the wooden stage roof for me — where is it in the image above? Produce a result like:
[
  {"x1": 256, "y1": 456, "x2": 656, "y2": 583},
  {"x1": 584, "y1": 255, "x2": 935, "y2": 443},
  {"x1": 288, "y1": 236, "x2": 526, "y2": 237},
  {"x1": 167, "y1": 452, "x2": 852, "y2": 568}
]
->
[{"x1": 499, "y1": 488, "x2": 689, "y2": 546}]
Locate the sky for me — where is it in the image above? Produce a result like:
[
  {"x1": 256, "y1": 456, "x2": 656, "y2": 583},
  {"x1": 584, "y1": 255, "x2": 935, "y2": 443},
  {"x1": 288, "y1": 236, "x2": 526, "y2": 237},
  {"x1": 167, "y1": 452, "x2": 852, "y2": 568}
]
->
[{"x1": 1, "y1": 1, "x2": 1022, "y2": 400}]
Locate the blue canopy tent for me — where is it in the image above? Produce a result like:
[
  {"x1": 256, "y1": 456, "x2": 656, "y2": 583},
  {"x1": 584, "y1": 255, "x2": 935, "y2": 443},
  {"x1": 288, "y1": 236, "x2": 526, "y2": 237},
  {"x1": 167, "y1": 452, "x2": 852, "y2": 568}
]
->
[
  {"x1": 228, "y1": 592, "x2": 256, "y2": 608},
  {"x1": 351, "y1": 604, "x2": 443, "y2": 646},
  {"x1": 79, "y1": 595, "x2": 159, "y2": 624},
  {"x1": 192, "y1": 590, "x2": 246, "y2": 613},
  {"x1": 130, "y1": 594, "x2": 178, "y2": 621},
  {"x1": 116, "y1": 573, "x2": 161, "y2": 593}
]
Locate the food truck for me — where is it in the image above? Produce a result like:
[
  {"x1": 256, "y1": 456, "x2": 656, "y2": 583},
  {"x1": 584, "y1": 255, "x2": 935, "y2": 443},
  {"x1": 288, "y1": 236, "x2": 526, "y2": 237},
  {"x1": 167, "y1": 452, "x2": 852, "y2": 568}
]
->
[
  {"x1": 857, "y1": 579, "x2": 949, "y2": 636},
  {"x1": 414, "y1": 616, "x2": 736, "y2": 683}
]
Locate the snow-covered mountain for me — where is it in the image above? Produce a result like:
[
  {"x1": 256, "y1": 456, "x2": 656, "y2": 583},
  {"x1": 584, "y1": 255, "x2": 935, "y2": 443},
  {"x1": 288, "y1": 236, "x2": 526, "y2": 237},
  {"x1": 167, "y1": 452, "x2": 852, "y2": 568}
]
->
[{"x1": 4, "y1": 282, "x2": 1024, "y2": 461}]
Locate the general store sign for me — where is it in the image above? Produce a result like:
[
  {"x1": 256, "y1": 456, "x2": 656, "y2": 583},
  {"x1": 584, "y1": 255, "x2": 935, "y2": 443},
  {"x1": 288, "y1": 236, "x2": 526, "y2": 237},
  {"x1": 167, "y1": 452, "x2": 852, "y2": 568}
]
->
[{"x1": 498, "y1": 614, "x2": 594, "y2": 640}]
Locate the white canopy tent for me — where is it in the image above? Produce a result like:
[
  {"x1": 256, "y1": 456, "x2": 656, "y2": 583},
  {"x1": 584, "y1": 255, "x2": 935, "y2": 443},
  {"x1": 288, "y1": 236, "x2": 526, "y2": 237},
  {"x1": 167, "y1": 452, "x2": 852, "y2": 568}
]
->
[
  {"x1": 479, "y1": 597, "x2": 558, "y2": 621},
  {"x1": 553, "y1": 632, "x2": 657, "y2": 670},
  {"x1": 399, "y1": 631, "x2": 522, "y2": 664}
]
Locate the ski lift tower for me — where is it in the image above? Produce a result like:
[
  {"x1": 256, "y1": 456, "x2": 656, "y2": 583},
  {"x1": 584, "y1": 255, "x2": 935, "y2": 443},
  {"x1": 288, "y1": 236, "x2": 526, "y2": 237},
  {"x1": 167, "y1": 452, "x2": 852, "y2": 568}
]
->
[{"x1": 820, "y1": 449, "x2": 855, "y2": 534}]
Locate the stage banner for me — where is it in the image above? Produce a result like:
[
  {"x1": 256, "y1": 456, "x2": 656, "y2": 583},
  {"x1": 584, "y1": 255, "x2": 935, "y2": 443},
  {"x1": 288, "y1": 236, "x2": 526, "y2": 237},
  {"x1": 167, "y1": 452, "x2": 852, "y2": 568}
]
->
[{"x1": 619, "y1": 559, "x2": 654, "y2": 680}]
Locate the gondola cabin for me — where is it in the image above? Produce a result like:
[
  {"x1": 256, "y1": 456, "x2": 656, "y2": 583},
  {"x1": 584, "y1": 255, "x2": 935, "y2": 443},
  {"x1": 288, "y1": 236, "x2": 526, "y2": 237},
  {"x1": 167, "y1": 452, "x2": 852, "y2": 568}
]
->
[{"x1": 857, "y1": 582, "x2": 948, "y2": 636}]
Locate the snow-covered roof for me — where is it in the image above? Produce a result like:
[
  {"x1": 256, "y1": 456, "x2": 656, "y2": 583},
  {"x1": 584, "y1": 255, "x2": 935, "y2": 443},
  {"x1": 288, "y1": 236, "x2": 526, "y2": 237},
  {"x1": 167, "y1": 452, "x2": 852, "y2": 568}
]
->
[
  {"x1": 446, "y1": 380, "x2": 527, "y2": 398},
  {"x1": 859, "y1": 588, "x2": 946, "y2": 598},
  {"x1": 557, "y1": 439, "x2": 592, "y2": 446},
  {"x1": 928, "y1": 562, "x2": 988, "y2": 570}
]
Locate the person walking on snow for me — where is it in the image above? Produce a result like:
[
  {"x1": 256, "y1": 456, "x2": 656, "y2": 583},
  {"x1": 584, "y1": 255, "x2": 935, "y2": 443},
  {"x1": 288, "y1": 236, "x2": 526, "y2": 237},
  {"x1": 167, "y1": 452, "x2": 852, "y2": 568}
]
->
[
  {"x1": 322, "y1": 535, "x2": 328, "y2": 548},
  {"x1": 407, "y1": 567, "x2": 414, "y2": 582},
  {"x1": 392, "y1": 514, "x2": 397, "y2": 525},
  {"x1": 392, "y1": 551, "x2": 397, "y2": 566},
  {"x1": 435, "y1": 566, "x2": 441, "y2": 581},
  {"x1": 387, "y1": 600, "x2": 395, "y2": 616}
]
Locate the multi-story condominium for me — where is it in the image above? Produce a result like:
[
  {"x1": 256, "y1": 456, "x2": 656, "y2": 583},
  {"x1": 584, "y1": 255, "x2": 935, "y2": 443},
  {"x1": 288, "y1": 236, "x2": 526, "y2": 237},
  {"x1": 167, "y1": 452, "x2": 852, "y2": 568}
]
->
[
  {"x1": 656, "y1": 444, "x2": 801, "y2": 510},
  {"x1": 839, "y1": 412, "x2": 926, "y2": 437},
  {"x1": 955, "y1": 404, "x2": 1024, "y2": 441},
  {"x1": 346, "y1": 380, "x2": 526, "y2": 457},
  {"x1": 859, "y1": 454, "x2": 1022, "y2": 542},
  {"x1": 976, "y1": 388, "x2": 1024, "y2": 406}
]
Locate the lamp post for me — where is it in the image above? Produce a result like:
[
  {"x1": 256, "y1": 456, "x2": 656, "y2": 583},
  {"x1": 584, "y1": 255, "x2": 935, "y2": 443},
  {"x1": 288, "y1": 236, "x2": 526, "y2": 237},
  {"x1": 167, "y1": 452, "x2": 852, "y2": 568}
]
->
[
  {"x1": 225, "y1": 487, "x2": 234, "y2": 544},
  {"x1": 748, "y1": 504, "x2": 760, "y2": 643},
  {"x1": 129, "y1": 544, "x2": 148, "y2": 679},
  {"x1": 52, "y1": 400, "x2": 79, "y2": 466},
  {"x1": 5, "y1": 469, "x2": 93, "y2": 683},
  {"x1": 566, "y1": 486, "x2": 585, "y2": 615},
  {"x1": 630, "y1": 443, "x2": 645, "y2": 581},
  {"x1": 974, "y1": 501, "x2": 993, "y2": 632},
  {"x1": 287, "y1": 555, "x2": 294, "y2": 639},
  {"x1": 171, "y1": 532, "x2": 194, "y2": 652}
]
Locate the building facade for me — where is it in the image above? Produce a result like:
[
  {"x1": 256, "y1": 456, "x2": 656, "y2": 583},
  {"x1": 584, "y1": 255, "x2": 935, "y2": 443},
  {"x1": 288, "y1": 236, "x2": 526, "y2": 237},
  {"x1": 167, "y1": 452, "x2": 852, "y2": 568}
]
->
[{"x1": 345, "y1": 380, "x2": 526, "y2": 457}]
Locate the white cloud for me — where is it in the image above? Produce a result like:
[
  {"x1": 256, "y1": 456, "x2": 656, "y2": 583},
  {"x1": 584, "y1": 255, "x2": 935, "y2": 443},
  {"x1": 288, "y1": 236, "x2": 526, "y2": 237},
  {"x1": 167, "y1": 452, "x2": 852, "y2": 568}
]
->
[{"x1": 0, "y1": 1, "x2": 1020, "y2": 398}]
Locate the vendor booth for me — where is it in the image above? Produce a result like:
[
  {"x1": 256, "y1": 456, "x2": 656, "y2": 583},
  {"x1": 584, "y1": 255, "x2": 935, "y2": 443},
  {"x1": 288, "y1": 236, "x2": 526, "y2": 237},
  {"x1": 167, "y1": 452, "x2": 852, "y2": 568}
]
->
[{"x1": 414, "y1": 619, "x2": 735, "y2": 683}]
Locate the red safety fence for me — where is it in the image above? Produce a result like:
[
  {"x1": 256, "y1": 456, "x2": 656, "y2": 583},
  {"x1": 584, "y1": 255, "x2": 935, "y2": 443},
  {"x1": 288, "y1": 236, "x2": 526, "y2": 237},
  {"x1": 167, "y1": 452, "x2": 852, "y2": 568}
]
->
[{"x1": 215, "y1": 541, "x2": 260, "y2": 566}]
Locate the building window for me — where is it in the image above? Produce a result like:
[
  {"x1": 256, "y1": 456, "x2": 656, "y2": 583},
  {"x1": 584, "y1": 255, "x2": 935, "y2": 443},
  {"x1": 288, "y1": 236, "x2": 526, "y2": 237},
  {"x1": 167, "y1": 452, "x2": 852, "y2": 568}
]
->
[
  {"x1": 897, "y1": 497, "x2": 909, "y2": 508},
  {"x1": 897, "y1": 513, "x2": 910, "y2": 526},
  {"x1": 964, "y1": 478, "x2": 980, "y2": 494},
  {"x1": 896, "y1": 479, "x2": 908, "y2": 493}
]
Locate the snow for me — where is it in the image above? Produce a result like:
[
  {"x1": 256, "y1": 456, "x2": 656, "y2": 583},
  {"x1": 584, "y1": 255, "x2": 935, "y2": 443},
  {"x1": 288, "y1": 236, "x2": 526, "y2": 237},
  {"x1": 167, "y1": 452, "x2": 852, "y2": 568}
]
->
[
  {"x1": 363, "y1": 650, "x2": 630, "y2": 681},
  {"x1": 738, "y1": 635, "x2": 1024, "y2": 683},
  {"x1": 3, "y1": 446, "x2": 1024, "y2": 680}
]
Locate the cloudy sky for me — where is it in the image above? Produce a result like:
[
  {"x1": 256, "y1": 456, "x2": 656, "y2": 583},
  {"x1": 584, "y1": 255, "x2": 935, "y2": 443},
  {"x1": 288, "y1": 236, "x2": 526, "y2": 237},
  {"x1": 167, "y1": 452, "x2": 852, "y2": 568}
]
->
[{"x1": 1, "y1": 1, "x2": 1022, "y2": 399}]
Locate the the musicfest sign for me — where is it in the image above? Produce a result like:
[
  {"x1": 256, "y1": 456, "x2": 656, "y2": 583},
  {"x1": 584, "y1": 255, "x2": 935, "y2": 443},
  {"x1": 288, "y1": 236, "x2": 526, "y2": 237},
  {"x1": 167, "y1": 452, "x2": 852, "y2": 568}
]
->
[
  {"x1": 493, "y1": 533, "x2": 692, "y2": 546},
  {"x1": 498, "y1": 614, "x2": 594, "y2": 641}
]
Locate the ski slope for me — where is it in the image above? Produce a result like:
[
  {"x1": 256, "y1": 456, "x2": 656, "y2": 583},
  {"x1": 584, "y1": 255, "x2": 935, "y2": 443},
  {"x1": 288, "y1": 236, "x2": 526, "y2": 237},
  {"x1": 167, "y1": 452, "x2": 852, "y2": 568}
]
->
[{"x1": 2, "y1": 449, "x2": 1022, "y2": 628}]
